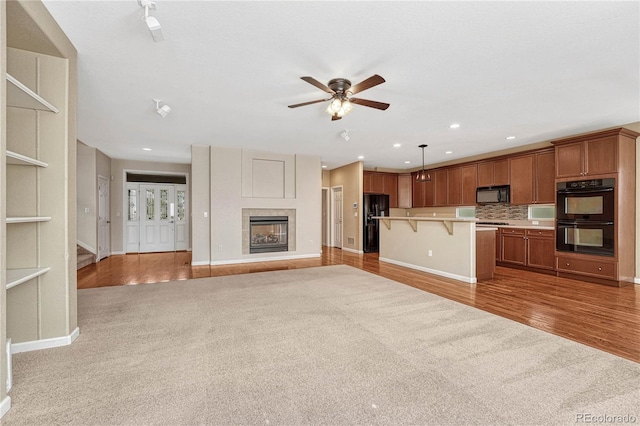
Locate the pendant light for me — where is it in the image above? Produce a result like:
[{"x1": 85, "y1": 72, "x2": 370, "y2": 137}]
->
[{"x1": 416, "y1": 144, "x2": 431, "y2": 182}]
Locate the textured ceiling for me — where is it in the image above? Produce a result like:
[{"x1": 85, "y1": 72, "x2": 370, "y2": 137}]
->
[{"x1": 41, "y1": 1, "x2": 639, "y2": 170}]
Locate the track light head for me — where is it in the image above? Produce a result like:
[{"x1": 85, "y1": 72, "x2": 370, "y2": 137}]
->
[
  {"x1": 153, "y1": 99, "x2": 171, "y2": 118},
  {"x1": 139, "y1": 0, "x2": 164, "y2": 42},
  {"x1": 340, "y1": 130, "x2": 350, "y2": 142}
]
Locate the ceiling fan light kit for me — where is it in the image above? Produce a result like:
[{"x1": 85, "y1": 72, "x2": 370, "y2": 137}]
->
[
  {"x1": 416, "y1": 144, "x2": 431, "y2": 182},
  {"x1": 288, "y1": 74, "x2": 389, "y2": 121},
  {"x1": 138, "y1": 0, "x2": 164, "y2": 42}
]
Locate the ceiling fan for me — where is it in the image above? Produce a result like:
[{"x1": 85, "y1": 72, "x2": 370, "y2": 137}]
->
[{"x1": 288, "y1": 74, "x2": 389, "y2": 121}]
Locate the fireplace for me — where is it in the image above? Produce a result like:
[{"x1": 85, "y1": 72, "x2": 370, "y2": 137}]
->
[{"x1": 249, "y1": 216, "x2": 288, "y2": 253}]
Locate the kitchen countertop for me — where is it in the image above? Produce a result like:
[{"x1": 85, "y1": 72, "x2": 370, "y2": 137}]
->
[{"x1": 476, "y1": 224, "x2": 555, "y2": 230}]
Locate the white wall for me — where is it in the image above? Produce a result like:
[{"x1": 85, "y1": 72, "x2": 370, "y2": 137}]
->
[{"x1": 199, "y1": 147, "x2": 321, "y2": 264}]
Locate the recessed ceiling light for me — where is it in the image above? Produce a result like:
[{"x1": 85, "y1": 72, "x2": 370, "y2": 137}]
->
[
  {"x1": 393, "y1": 143, "x2": 401, "y2": 148},
  {"x1": 445, "y1": 151, "x2": 453, "y2": 154},
  {"x1": 357, "y1": 155, "x2": 364, "y2": 160},
  {"x1": 142, "y1": 148, "x2": 152, "y2": 151},
  {"x1": 404, "y1": 161, "x2": 411, "y2": 164},
  {"x1": 321, "y1": 165, "x2": 327, "y2": 168},
  {"x1": 506, "y1": 136, "x2": 516, "y2": 140},
  {"x1": 449, "y1": 123, "x2": 460, "y2": 129}
]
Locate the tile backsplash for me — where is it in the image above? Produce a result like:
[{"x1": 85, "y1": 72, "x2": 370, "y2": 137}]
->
[{"x1": 476, "y1": 204, "x2": 528, "y2": 221}]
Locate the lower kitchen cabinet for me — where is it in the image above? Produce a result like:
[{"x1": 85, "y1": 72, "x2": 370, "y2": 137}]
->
[{"x1": 499, "y1": 227, "x2": 555, "y2": 272}]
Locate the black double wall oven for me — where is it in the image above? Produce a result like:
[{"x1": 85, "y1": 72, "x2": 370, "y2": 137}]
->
[{"x1": 556, "y1": 178, "x2": 615, "y2": 256}]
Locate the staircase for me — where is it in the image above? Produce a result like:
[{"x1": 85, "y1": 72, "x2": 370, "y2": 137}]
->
[{"x1": 77, "y1": 245, "x2": 96, "y2": 270}]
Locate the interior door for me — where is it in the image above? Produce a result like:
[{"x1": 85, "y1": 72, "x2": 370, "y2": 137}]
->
[
  {"x1": 97, "y1": 175, "x2": 111, "y2": 260},
  {"x1": 332, "y1": 186, "x2": 343, "y2": 248},
  {"x1": 140, "y1": 184, "x2": 175, "y2": 252}
]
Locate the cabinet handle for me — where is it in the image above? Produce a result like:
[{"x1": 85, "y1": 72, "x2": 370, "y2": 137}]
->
[
  {"x1": 566, "y1": 263, "x2": 570, "y2": 266},
  {"x1": 598, "y1": 267, "x2": 602, "y2": 271}
]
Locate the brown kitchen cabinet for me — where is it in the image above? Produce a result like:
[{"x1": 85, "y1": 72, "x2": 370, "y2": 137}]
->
[
  {"x1": 412, "y1": 172, "x2": 426, "y2": 207},
  {"x1": 434, "y1": 169, "x2": 448, "y2": 206},
  {"x1": 500, "y1": 228, "x2": 527, "y2": 265},
  {"x1": 384, "y1": 173, "x2": 398, "y2": 208},
  {"x1": 526, "y1": 229, "x2": 555, "y2": 270},
  {"x1": 397, "y1": 174, "x2": 412, "y2": 208},
  {"x1": 534, "y1": 150, "x2": 555, "y2": 204},
  {"x1": 461, "y1": 164, "x2": 477, "y2": 205},
  {"x1": 500, "y1": 227, "x2": 555, "y2": 271},
  {"x1": 477, "y1": 159, "x2": 509, "y2": 187},
  {"x1": 554, "y1": 135, "x2": 617, "y2": 179},
  {"x1": 509, "y1": 155, "x2": 534, "y2": 205},
  {"x1": 447, "y1": 166, "x2": 462, "y2": 205},
  {"x1": 509, "y1": 149, "x2": 555, "y2": 205},
  {"x1": 364, "y1": 171, "x2": 398, "y2": 207}
]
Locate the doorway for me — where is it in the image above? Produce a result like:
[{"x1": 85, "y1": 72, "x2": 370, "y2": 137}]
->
[
  {"x1": 330, "y1": 186, "x2": 343, "y2": 248},
  {"x1": 98, "y1": 175, "x2": 111, "y2": 260},
  {"x1": 125, "y1": 179, "x2": 189, "y2": 253}
]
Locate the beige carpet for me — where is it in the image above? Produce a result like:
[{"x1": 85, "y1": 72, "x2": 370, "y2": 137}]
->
[{"x1": 4, "y1": 265, "x2": 639, "y2": 425}]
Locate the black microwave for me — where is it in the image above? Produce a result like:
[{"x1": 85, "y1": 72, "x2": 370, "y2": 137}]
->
[{"x1": 476, "y1": 185, "x2": 510, "y2": 204}]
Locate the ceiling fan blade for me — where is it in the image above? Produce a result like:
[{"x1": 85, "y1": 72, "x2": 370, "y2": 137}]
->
[
  {"x1": 349, "y1": 74, "x2": 385, "y2": 95},
  {"x1": 288, "y1": 98, "x2": 331, "y2": 108},
  {"x1": 350, "y1": 98, "x2": 390, "y2": 110},
  {"x1": 331, "y1": 114, "x2": 342, "y2": 121},
  {"x1": 300, "y1": 76, "x2": 335, "y2": 94}
]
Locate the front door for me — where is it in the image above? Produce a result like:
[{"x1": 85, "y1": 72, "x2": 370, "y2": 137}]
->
[{"x1": 140, "y1": 184, "x2": 175, "y2": 252}]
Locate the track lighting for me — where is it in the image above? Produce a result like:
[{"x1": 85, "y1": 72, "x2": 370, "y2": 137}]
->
[
  {"x1": 340, "y1": 130, "x2": 350, "y2": 142},
  {"x1": 138, "y1": 0, "x2": 164, "y2": 42},
  {"x1": 153, "y1": 99, "x2": 171, "y2": 117}
]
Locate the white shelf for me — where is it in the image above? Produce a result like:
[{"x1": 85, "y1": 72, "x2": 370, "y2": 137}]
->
[
  {"x1": 6, "y1": 216, "x2": 52, "y2": 223},
  {"x1": 6, "y1": 150, "x2": 48, "y2": 167},
  {"x1": 6, "y1": 73, "x2": 59, "y2": 113},
  {"x1": 6, "y1": 267, "x2": 50, "y2": 290}
]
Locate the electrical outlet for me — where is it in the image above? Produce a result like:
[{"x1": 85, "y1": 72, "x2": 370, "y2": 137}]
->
[
  {"x1": 204, "y1": 212, "x2": 208, "y2": 218},
  {"x1": 428, "y1": 250, "x2": 433, "y2": 257},
  {"x1": 532, "y1": 220, "x2": 539, "y2": 225},
  {"x1": 84, "y1": 207, "x2": 90, "y2": 213},
  {"x1": 218, "y1": 244, "x2": 223, "y2": 251}
]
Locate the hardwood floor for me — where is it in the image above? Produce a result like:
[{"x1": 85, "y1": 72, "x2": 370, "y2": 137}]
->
[{"x1": 78, "y1": 247, "x2": 640, "y2": 363}]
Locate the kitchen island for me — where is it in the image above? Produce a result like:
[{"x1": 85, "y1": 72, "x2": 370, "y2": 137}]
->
[{"x1": 376, "y1": 216, "x2": 484, "y2": 283}]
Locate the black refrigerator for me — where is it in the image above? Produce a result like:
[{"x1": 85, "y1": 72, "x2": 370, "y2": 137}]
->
[{"x1": 363, "y1": 193, "x2": 390, "y2": 253}]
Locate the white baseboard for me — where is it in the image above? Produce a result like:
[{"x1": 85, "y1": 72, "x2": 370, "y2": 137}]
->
[
  {"x1": 342, "y1": 247, "x2": 363, "y2": 255},
  {"x1": 634, "y1": 277, "x2": 640, "y2": 284},
  {"x1": 0, "y1": 396, "x2": 11, "y2": 419},
  {"x1": 111, "y1": 251, "x2": 126, "y2": 255},
  {"x1": 191, "y1": 260, "x2": 210, "y2": 266},
  {"x1": 11, "y1": 327, "x2": 80, "y2": 354},
  {"x1": 210, "y1": 253, "x2": 321, "y2": 266},
  {"x1": 379, "y1": 257, "x2": 477, "y2": 284},
  {"x1": 76, "y1": 240, "x2": 96, "y2": 255}
]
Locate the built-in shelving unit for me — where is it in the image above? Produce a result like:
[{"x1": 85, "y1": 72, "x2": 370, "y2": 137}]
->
[
  {"x1": 6, "y1": 150, "x2": 48, "y2": 167},
  {"x1": 6, "y1": 216, "x2": 52, "y2": 224},
  {"x1": 6, "y1": 268, "x2": 51, "y2": 290},
  {"x1": 6, "y1": 73, "x2": 59, "y2": 113}
]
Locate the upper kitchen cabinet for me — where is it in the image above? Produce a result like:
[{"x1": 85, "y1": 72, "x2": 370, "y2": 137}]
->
[
  {"x1": 447, "y1": 164, "x2": 477, "y2": 206},
  {"x1": 397, "y1": 174, "x2": 412, "y2": 208},
  {"x1": 384, "y1": 173, "x2": 398, "y2": 208},
  {"x1": 534, "y1": 149, "x2": 555, "y2": 204},
  {"x1": 434, "y1": 169, "x2": 448, "y2": 206},
  {"x1": 363, "y1": 171, "x2": 398, "y2": 208},
  {"x1": 509, "y1": 149, "x2": 555, "y2": 205},
  {"x1": 477, "y1": 159, "x2": 509, "y2": 187},
  {"x1": 553, "y1": 128, "x2": 637, "y2": 179}
]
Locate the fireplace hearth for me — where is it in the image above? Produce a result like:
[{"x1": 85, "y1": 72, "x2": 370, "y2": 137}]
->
[{"x1": 249, "y1": 216, "x2": 288, "y2": 253}]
